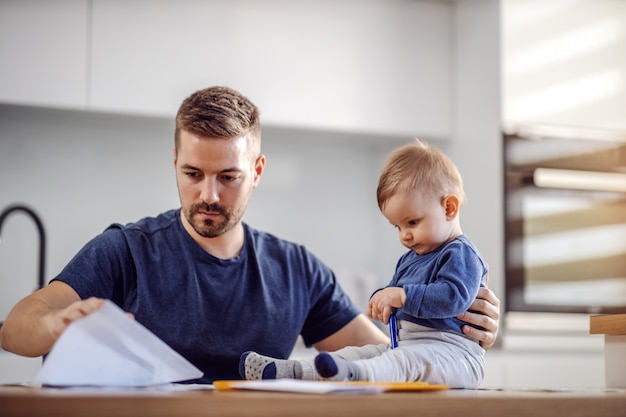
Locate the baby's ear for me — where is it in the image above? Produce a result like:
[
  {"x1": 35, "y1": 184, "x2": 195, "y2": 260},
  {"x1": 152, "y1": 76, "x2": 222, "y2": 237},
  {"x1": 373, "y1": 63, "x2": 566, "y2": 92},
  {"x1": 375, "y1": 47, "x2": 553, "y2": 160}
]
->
[{"x1": 442, "y1": 195, "x2": 460, "y2": 220}]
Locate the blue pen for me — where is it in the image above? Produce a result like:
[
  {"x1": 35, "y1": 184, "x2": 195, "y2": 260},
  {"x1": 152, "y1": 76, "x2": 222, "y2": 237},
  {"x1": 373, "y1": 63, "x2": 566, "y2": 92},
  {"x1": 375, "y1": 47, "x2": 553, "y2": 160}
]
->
[{"x1": 389, "y1": 312, "x2": 398, "y2": 349}]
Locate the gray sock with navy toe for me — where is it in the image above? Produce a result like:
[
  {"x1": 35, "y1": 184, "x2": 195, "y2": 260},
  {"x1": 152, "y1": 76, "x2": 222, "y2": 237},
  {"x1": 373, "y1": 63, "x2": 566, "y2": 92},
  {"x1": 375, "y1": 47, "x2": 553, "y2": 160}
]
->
[
  {"x1": 314, "y1": 352, "x2": 361, "y2": 381},
  {"x1": 239, "y1": 351, "x2": 304, "y2": 380}
]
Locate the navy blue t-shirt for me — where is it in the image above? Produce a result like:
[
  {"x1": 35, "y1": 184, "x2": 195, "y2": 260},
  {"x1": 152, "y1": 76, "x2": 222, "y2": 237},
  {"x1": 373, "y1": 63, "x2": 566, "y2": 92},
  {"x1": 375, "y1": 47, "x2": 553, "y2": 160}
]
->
[{"x1": 53, "y1": 209, "x2": 360, "y2": 383}]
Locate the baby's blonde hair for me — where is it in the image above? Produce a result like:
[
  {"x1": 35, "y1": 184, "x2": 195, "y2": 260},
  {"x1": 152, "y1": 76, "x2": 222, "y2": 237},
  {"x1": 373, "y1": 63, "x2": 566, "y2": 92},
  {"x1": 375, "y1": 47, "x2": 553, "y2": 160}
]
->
[{"x1": 377, "y1": 139, "x2": 466, "y2": 210}]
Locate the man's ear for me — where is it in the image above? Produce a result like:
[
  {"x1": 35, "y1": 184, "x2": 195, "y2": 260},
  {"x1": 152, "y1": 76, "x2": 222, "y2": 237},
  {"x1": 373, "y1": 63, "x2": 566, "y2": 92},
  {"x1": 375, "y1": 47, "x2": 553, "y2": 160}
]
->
[
  {"x1": 252, "y1": 154, "x2": 266, "y2": 187},
  {"x1": 442, "y1": 195, "x2": 460, "y2": 220}
]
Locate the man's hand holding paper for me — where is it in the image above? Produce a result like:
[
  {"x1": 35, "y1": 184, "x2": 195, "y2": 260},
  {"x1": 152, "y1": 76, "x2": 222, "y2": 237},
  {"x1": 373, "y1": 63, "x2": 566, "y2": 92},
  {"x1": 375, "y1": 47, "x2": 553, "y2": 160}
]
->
[{"x1": 35, "y1": 300, "x2": 202, "y2": 387}]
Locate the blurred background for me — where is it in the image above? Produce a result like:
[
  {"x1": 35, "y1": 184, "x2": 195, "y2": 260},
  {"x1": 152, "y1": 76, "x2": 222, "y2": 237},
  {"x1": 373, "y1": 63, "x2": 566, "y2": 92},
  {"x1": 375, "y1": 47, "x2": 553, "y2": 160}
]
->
[{"x1": 1, "y1": 0, "x2": 625, "y2": 388}]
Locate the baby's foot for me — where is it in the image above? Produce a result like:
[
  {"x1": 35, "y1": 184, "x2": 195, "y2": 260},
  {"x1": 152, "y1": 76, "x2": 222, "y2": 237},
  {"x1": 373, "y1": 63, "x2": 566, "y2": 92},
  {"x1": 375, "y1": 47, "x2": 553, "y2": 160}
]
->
[
  {"x1": 239, "y1": 351, "x2": 302, "y2": 380},
  {"x1": 314, "y1": 352, "x2": 361, "y2": 381}
]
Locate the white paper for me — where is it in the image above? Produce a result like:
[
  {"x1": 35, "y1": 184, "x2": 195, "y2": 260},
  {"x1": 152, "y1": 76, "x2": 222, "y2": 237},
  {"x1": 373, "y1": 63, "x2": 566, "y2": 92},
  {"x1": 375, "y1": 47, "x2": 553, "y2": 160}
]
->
[
  {"x1": 221, "y1": 379, "x2": 385, "y2": 395},
  {"x1": 35, "y1": 300, "x2": 203, "y2": 387}
]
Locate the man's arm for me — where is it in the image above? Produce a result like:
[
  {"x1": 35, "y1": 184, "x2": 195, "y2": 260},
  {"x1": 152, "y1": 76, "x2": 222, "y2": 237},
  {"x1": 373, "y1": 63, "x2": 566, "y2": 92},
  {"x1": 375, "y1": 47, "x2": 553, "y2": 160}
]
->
[
  {"x1": 0, "y1": 281, "x2": 103, "y2": 357},
  {"x1": 312, "y1": 314, "x2": 389, "y2": 352},
  {"x1": 314, "y1": 286, "x2": 501, "y2": 352}
]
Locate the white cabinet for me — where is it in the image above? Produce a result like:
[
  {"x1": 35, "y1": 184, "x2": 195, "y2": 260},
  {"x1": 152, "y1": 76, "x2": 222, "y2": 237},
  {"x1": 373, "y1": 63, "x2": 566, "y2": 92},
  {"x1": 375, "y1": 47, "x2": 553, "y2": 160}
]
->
[
  {"x1": 482, "y1": 349, "x2": 605, "y2": 389},
  {"x1": 1, "y1": 1, "x2": 452, "y2": 138},
  {"x1": 88, "y1": 0, "x2": 451, "y2": 138},
  {"x1": 0, "y1": 0, "x2": 88, "y2": 108},
  {"x1": 482, "y1": 332, "x2": 606, "y2": 389}
]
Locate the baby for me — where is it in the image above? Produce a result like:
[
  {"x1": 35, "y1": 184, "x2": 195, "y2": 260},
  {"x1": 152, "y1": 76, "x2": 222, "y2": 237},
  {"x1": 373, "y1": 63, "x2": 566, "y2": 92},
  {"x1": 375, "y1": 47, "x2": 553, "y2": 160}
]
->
[{"x1": 240, "y1": 139, "x2": 487, "y2": 388}]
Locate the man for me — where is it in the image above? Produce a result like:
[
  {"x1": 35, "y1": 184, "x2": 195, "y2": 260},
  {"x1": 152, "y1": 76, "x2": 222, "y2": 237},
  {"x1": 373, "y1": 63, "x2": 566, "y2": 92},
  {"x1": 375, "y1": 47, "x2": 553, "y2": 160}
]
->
[{"x1": 0, "y1": 86, "x2": 500, "y2": 383}]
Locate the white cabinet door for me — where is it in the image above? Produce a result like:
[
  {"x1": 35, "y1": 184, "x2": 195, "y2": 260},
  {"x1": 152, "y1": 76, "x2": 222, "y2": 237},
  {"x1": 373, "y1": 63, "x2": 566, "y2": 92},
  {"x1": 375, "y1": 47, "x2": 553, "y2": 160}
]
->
[
  {"x1": 0, "y1": 0, "x2": 88, "y2": 108},
  {"x1": 89, "y1": 0, "x2": 451, "y2": 139}
]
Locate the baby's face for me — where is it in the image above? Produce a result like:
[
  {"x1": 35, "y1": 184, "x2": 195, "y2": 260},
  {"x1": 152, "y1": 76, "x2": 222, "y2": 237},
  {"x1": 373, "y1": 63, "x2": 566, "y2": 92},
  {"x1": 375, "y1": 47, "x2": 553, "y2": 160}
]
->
[{"x1": 382, "y1": 189, "x2": 454, "y2": 255}]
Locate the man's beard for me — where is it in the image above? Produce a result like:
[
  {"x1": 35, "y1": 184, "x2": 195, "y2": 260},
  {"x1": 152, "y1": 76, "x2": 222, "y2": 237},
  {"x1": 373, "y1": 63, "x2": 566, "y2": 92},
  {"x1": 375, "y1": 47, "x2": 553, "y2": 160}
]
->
[{"x1": 185, "y1": 202, "x2": 240, "y2": 238}]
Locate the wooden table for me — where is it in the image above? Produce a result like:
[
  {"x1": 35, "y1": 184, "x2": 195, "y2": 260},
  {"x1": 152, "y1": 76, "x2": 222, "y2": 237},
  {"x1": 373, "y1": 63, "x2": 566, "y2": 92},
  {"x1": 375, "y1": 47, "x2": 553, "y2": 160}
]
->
[{"x1": 1, "y1": 385, "x2": 626, "y2": 417}]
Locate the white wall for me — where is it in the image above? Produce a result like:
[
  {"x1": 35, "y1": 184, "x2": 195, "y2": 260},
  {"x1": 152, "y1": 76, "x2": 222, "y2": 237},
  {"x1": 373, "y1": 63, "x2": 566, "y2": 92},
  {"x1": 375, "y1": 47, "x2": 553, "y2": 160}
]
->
[{"x1": 449, "y1": 0, "x2": 504, "y2": 305}]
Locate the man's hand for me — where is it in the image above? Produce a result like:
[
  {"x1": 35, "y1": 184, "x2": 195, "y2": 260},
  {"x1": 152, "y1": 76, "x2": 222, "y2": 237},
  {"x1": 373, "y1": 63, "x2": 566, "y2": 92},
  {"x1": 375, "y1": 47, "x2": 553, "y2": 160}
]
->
[
  {"x1": 457, "y1": 287, "x2": 501, "y2": 350},
  {"x1": 0, "y1": 282, "x2": 104, "y2": 357},
  {"x1": 44, "y1": 297, "x2": 106, "y2": 340}
]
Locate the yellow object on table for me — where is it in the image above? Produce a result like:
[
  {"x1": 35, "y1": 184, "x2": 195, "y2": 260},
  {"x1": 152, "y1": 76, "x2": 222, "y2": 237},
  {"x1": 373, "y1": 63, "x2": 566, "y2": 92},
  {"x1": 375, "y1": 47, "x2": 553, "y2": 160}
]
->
[{"x1": 213, "y1": 379, "x2": 448, "y2": 394}]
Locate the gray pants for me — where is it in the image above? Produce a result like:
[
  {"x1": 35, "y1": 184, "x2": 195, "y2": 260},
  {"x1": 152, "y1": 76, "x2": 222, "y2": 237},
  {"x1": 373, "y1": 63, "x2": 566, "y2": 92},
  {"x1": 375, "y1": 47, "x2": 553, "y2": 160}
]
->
[{"x1": 331, "y1": 321, "x2": 485, "y2": 388}]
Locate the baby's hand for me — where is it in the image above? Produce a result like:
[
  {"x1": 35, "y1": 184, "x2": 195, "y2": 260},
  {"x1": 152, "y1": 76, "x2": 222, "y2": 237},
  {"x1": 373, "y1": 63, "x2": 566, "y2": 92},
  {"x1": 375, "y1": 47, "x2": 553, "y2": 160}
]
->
[{"x1": 367, "y1": 287, "x2": 406, "y2": 324}]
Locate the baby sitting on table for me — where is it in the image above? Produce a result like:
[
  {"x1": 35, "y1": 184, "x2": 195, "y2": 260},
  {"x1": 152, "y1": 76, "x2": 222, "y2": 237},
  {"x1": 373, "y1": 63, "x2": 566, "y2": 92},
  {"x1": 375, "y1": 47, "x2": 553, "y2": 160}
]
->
[{"x1": 240, "y1": 139, "x2": 487, "y2": 388}]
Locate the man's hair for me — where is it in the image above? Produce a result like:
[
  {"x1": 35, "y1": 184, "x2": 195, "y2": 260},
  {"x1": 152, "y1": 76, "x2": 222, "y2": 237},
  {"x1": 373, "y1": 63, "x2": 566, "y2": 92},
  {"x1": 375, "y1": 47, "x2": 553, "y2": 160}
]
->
[
  {"x1": 376, "y1": 138, "x2": 466, "y2": 210},
  {"x1": 175, "y1": 86, "x2": 261, "y2": 157}
]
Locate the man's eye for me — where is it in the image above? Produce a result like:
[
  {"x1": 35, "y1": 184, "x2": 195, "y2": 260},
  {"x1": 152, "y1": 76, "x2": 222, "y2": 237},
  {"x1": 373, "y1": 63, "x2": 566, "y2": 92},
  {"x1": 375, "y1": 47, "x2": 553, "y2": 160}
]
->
[
  {"x1": 221, "y1": 174, "x2": 240, "y2": 182},
  {"x1": 184, "y1": 171, "x2": 201, "y2": 178}
]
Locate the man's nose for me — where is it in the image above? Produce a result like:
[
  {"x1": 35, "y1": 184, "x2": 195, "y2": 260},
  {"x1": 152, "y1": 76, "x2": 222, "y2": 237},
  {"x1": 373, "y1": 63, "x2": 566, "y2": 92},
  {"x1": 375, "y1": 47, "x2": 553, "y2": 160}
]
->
[{"x1": 200, "y1": 178, "x2": 219, "y2": 204}]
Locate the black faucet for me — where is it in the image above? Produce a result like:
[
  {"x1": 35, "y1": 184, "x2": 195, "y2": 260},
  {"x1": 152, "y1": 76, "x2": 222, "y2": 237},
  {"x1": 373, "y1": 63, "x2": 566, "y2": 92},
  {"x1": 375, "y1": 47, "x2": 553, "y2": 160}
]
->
[{"x1": 0, "y1": 204, "x2": 47, "y2": 291}]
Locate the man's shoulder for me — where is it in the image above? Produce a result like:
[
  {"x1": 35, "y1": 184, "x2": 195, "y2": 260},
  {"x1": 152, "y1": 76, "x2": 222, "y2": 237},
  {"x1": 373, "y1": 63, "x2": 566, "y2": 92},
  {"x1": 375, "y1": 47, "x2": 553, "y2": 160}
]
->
[
  {"x1": 244, "y1": 223, "x2": 297, "y2": 246},
  {"x1": 106, "y1": 209, "x2": 179, "y2": 237},
  {"x1": 243, "y1": 224, "x2": 310, "y2": 259}
]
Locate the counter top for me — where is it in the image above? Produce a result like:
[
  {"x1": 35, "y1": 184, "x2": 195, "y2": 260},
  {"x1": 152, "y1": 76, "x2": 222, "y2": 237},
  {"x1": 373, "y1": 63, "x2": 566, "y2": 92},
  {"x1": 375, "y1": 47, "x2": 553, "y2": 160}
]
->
[
  {"x1": 1, "y1": 385, "x2": 625, "y2": 417},
  {"x1": 590, "y1": 314, "x2": 626, "y2": 335}
]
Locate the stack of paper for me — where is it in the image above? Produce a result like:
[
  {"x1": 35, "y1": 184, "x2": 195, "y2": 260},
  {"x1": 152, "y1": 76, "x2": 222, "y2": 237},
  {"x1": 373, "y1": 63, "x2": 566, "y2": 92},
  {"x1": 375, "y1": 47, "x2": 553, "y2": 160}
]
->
[{"x1": 35, "y1": 300, "x2": 203, "y2": 387}]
